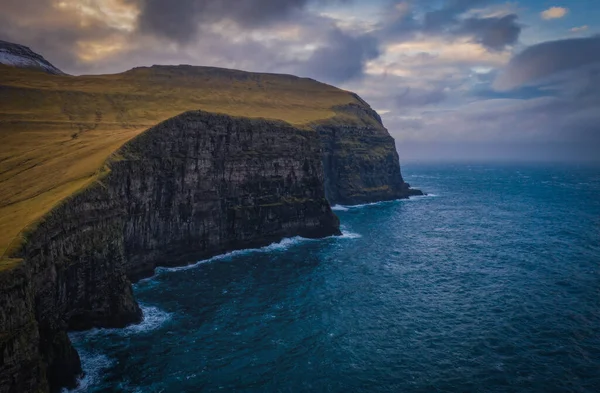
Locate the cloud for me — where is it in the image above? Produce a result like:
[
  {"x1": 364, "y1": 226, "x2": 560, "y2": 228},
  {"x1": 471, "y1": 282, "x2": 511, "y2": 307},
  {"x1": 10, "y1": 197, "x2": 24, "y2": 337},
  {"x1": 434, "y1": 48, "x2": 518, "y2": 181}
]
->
[
  {"x1": 380, "y1": 0, "x2": 521, "y2": 51},
  {"x1": 494, "y1": 36, "x2": 600, "y2": 91},
  {"x1": 541, "y1": 6, "x2": 568, "y2": 20},
  {"x1": 137, "y1": 0, "x2": 311, "y2": 43},
  {"x1": 0, "y1": 0, "x2": 130, "y2": 72},
  {"x1": 570, "y1": 25, "x2": 589, "y2": 33},
  {"x1": 395, "y1": 86, "x2": 448, "y2": 107},
  {"x1": 459, "y1": 14, "x2": 521, "y2": 51},
  {"x1": 385, "y1": 34, "x2": 600, "y2": 162},
  {"x1": 296, "y1": 27, "x2": 380, "y2": 83},
  {"x1": 0, "y1": 0, "x2": 378, "y2": 81},
  {"x1": 387, "y1": 82, "x2": 600, "y2": 162}
]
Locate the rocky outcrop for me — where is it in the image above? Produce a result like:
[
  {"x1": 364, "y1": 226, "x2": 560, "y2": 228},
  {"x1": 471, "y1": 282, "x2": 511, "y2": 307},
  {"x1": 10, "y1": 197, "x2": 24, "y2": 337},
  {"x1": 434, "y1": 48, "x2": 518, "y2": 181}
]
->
[
  {"x1": 0, "y1": 111, "x2": 340, "y2": 392},
  {"x1": 317, "y1": 102, "x2": 422, "y2": 205}
]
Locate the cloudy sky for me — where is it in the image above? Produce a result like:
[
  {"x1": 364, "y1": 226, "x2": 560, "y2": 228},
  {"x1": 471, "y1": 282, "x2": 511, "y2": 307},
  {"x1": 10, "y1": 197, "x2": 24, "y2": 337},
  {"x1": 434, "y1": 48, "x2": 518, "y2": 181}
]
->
[{"x1": 2, "y1": 0, "x2": 599, "y2": 161}]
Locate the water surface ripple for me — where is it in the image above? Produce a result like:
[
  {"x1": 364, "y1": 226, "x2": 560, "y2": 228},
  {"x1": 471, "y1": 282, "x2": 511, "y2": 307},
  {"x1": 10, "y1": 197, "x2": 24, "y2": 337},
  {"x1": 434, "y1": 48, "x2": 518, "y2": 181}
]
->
[{"x1": 70, "y1": 163, "x2": 600, "y2": 393}]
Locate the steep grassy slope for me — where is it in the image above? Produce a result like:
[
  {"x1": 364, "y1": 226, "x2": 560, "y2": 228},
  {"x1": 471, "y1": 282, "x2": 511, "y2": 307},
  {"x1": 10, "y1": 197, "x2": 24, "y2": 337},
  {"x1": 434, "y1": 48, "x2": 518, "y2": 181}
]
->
[{"x1": 0, "y1": 64, "x2": 364, "y2": 263}]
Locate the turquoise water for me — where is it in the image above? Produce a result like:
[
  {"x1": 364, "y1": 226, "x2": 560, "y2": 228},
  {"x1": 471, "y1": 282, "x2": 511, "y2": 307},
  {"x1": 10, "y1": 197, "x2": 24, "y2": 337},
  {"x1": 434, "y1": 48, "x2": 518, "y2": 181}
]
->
[{"x1": 69, "y1": 163, "x2": 600, "y2": 392}]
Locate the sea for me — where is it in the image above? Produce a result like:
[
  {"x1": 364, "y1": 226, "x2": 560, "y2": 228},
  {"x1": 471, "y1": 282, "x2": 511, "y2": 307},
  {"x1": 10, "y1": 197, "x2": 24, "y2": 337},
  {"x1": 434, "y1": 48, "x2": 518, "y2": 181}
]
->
[{"x1": 67, "y1": 162, "x2": 600, "y2": 393}]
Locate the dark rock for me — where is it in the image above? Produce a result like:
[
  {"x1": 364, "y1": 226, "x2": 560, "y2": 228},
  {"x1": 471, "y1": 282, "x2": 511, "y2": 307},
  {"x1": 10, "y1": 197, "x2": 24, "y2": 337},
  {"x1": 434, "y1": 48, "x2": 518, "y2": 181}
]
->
[{"x1": 316, "y1": 102, "x2": 422, "y2": 205}]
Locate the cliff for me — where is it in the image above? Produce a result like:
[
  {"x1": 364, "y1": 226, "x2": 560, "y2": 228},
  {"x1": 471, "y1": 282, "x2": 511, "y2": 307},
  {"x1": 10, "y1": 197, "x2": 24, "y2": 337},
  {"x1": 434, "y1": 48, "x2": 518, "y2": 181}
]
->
[
  {"x1": 0, "y1": 42, "x2": 420, "y2": 393},
  {"x1": 0, "y1": 62, "x2": 364, "y2": 259},
  {"x1": 318, "y1": 101, "x2": 422, "y2": 205},
  {"x1": 0, "y1": 111, "x2": 340, "y2": 392}
]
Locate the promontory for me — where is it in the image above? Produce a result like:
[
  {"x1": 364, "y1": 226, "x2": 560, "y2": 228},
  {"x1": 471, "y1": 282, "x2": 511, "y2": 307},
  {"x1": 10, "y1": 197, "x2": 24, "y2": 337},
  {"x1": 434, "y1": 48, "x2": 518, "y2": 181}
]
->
[{"x1": 0, "y1": 40, "x2": 421, "y2": 393}]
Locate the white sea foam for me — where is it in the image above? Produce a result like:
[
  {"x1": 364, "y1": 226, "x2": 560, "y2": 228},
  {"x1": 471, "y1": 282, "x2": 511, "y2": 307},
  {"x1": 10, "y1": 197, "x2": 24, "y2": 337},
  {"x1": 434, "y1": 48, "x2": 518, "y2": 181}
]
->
[
  {"x1": 71, "y1": 304, "x2": 172, "y2": 339},
  {"x1": 407, "y1": 175, "x2": 439, "y2": 179},
  {"x1": 64, "y1": 305, "x2": 170, "y2": 392},
  {"x1": 62, "y1": 351, "x2": 113, "y2": 393},
  {"x1": 122, "y1": 305, "x2": 172, "y2": 335},
  {"x1": 332, "y1": 193, "x2": 438, "y2": 210},
  {"x1": 407, "y1": 193, "x2": 438, "y2": 199},
  {"x1": 143, "y1": 229, "x2": 367, "y2": 281},
  {"x1": 155, "y1": 236, "x2": 313, "y2": 274},
  {"x1": 331, "y1": 205, "x2": 349, "y2": 211},
  {"x1": 340, "y1": 230, "x2": 362, "y2": 239}
]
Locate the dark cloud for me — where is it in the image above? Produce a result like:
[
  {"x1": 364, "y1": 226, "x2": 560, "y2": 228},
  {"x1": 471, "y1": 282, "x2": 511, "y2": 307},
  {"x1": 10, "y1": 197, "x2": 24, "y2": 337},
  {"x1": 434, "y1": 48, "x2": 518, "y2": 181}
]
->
[
  {"x1": 0, "y1": 0, "x2": 121, "y2": 72},
  {"x1": 395, "y1": 87, "x2": 447, "y2": 107},
  {"x1": 138, "y1": 0, "x2": 310, "y2": 43},
  {"x1": 423, "y1": 0, "x2": 488, "y2": 31},
  {"x1": 381, "y1": 0, "x2": 520, "y2": 51},
  {"x1": 494, "y1": 36, "x2": 600, "y2": 90},
  {"x1": 489, "y1": 35, "x2": 600, "y2": 150},
  {"x1": 298, "y1": 28, "x2": 380, "y2": 83},
  {"x1": 0, "y1": 0, "x2": 376, "y2": 82},
  {"x1": 383, "y1": 47, "x2": 600, "y2": 162},
  {"x1": 460, "y1": 14, "x2": 521, "y2": 51}
]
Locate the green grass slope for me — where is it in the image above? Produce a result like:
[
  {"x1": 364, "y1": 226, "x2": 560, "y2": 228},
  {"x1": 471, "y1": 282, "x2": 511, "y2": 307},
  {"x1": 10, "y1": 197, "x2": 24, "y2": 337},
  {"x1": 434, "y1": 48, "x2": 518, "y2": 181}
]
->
[{"x1": 0, "y1": 63, "x2": 367, "y2": 265}]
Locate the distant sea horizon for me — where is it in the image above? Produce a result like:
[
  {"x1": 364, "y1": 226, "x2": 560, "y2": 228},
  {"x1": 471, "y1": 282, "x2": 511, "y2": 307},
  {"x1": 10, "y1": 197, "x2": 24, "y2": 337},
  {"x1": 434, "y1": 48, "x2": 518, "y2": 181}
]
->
[{"x1": 68, "y1": 162, "x2": 600, "y2": 393}]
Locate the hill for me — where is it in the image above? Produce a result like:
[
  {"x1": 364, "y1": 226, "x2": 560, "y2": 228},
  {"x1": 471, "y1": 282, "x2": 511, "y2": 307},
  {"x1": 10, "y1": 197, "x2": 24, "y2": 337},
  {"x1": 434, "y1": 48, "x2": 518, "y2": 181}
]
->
[{"x1": 0, "y1": 61, "x2": 368, "y2": 264}]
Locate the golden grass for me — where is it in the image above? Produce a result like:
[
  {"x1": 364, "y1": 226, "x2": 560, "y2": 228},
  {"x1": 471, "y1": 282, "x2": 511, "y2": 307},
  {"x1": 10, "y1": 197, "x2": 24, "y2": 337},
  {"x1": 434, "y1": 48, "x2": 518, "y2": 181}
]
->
[{"x1": 0, "y1": 64, "x2": 360, "y2": 263}]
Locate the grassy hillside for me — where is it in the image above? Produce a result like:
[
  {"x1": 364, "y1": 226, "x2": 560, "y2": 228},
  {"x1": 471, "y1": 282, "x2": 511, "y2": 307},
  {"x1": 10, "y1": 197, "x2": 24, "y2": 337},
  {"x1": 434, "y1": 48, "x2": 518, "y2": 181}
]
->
[{"x1": 0, "y1": 64, "x2": 363, "y2": 264}]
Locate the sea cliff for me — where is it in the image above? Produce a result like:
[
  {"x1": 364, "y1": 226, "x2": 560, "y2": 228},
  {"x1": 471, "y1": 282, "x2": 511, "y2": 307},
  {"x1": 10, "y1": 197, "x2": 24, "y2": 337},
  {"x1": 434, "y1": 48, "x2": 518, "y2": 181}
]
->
[
  {"x1": 318, "y1": 101, "x2": 422, "y2": 205},
  {"x1": 1, "y1": 110, "x2": 347, "y2": 392},
  {"x1": 0, "y1": 59, "x2": 420, "y2": 393}
]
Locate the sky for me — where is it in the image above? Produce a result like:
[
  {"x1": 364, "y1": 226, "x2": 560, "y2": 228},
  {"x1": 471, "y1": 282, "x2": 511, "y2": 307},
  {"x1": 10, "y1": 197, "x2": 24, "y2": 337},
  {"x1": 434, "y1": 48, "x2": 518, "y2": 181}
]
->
[{"x1": 2, "y1": 0, "x2": 599, "y2": 162}]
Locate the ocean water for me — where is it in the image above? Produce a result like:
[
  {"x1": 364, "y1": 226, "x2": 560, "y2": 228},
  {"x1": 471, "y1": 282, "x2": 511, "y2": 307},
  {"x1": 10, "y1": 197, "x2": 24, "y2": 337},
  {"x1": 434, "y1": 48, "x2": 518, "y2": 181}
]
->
[{"x1": 68, "y1": 163, "x2": 600, "y2": 393}]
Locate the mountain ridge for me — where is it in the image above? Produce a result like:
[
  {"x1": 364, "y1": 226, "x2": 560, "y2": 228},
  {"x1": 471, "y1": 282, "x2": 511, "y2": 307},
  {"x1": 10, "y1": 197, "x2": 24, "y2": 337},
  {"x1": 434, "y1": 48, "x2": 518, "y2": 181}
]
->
[{"x1": 0, "y1": 40, "x2": 64, "y2": 75}]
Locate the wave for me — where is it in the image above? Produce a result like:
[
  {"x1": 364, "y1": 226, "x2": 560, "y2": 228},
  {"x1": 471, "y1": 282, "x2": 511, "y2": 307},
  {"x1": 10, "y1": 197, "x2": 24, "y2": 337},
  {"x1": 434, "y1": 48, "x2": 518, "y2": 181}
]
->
[
  {"x1": 64, "y1": 229, "x2": 362, "y2": 391},
  {"x1": 332, "y1": 194, "x2": 437, "y2": 210},
  {"x1": 70, "y1": 304, "x2": 172, "y2": 340},
  {"x1": 62, "y1": 351, "x2": 113, "y2": 393},
  {"x1": 64, "y1": 306, "x2": 171, "y2": 391},
  {"x1": 409, "y1": 193, "x2": 438, "y2": 199},
  {"x1": 155, "y1": 236, "x2": 313, "y2": 274},
  {"x1": 406, "y1": 175, "x2": 439, "y2": 179},
  {"x1": 122, "y1": 305, "x2": 172, "y2": 335},
  {"x1": 340, "y1": 230, "x2": 362, "y2": 239},
  {"x1": 148, "y1": 229, "x2": 366, "y2": 277},
  {"x1": 331, "y1": 205, "x2": 349, "y2": 211}
]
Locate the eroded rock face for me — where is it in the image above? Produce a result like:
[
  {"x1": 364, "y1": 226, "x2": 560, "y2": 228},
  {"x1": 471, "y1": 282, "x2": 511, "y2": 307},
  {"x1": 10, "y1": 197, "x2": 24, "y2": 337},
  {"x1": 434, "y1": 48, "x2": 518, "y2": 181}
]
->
[
  {"x1": 114, "y1": 112, "x2": 341, "y2": 280},
  {"x1": 317, "y1": 103, "x2": 422, "y2": 205},
  {"x1": 0, "y1": 265, "x2": 47, "y2": 393},
  {"x1": 0, "y1": 111, "x2": 340, "y2": 393}
]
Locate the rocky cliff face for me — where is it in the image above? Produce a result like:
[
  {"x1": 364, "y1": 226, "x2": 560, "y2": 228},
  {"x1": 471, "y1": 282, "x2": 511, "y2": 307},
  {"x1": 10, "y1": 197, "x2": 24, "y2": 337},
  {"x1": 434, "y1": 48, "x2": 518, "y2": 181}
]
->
[
  {"x1": 0, "y1": 111, "x2": 340, "y2": 393},
  {"x1": 317, "y1": 102, "x2": 422, "y2": 205},
  {"x1": 117, "y1": 112, "x2": 340, "y2": 280}
]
